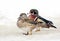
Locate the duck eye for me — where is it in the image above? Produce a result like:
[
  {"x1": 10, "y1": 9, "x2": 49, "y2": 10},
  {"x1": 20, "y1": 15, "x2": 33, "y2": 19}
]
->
[
  {"x1": 34, "y1": 12, "x2": 36, "y2": 14},
  {"x1": 30, "y1": 12, "x2": 33, "y2": 13}
]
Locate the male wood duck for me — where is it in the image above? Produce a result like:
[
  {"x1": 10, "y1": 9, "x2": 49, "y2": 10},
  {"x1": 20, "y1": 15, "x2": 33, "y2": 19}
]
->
[
  {"x1": 28, "y1": 9, "x2": 38, "y2": 21},
  {"x1": 28, "y1": 9, "x2": 39, "y2": 24},
  {"x1": 28, "y1": 9, "x2": 53, "y2": 25}
]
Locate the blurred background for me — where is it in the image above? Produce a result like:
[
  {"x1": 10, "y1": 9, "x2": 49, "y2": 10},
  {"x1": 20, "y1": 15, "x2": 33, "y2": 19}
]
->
[{"x1": 0, "y1": 0, "x2": 60, "y2": 41}]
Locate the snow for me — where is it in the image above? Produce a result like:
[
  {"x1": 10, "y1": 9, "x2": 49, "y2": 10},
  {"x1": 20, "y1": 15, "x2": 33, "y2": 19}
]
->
[
  {"x1": 0, "y1": 0, "x2": 60, "y2": 41},
  {"x1": 0, "y1": 17, "x2": 60, "y2": 41}
]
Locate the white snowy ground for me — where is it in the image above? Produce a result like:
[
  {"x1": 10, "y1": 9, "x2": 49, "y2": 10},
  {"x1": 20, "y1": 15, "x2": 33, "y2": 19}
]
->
[
  {"x1": 0, "y1": 0, "x2": 60, "y2": 41},
  {"x1": 0, "y1": 16, "x2": 60, "y2": 41}
]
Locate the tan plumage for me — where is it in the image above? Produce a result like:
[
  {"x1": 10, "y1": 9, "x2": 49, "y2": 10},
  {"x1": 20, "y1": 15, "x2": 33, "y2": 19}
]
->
[{"x1": 17, "y1": 13, "x2": 56, "y2": 35}]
